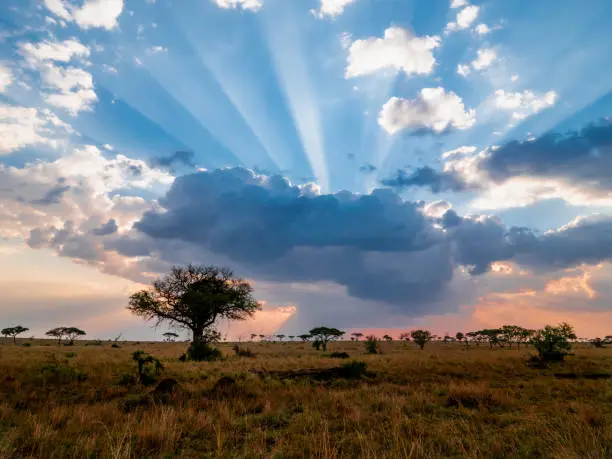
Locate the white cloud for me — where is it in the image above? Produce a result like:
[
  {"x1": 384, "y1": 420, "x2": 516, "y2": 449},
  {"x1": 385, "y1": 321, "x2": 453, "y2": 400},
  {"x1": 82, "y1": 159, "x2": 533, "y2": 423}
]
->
[
  {"x1": 450, "y1": 0, "x2": 468, "y2": 8},
  {"x1": 19, "y1": 38, "x2": 90, "y2": 65},
  {"x1": 474, "y1": 23, "x2": 491, "y2": 35},
  {"x1": 441, "y1": 145, "x2": 477, "y2": 160},
  {"x1": 472, "y1": 48, "x2": 497, "y2": 70},
  {"x1": 345, "y1": 27, "x2": 440, "y2": 78},
  {"x1": 446, "y1": 5, "x2": 480, "y2": 32},
  {"x1": 378, "y1": 87, "x2": 476, "y2": 135},
  {"x1": 457, "y1": 64, "x2": 471, "y2": 77},
  {"x1": 213, "y1": 0, "x2": 263, "y2": 11},
  {"x1": 0, "y1": 64, "x2": 12, "y2": 93},
  {"x1": 0, "y1": 104, "x2": 71, "y2": 155},
  {"x1": 44, "y1": 0, "x2": 124, "y2": 30},
  {"x1": 313, "y1": 0, "x2": 357, "y2": 18},
  {"x1": 145, "y1": 46, "x2": 168, "y2": 55},
  {"x1": 494, "y1": 89, "x2": 557, "y2": 120}
]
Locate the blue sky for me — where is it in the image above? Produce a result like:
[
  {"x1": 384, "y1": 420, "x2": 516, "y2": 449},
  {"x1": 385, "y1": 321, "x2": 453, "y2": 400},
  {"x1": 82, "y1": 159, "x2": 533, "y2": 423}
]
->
[{"x1": 1, "y1": 0, "x2": 612, "y2": 340}]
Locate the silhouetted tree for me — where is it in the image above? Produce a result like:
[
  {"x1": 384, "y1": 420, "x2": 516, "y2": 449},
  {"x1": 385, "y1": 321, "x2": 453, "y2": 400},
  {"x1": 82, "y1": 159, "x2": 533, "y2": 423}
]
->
[
  {"x1": 128, "y1": 265, "x2": 260, "y2": 343},
  {"x1": 383, "y1": 334, "x2": 393, "y2": 343},
  {"x1": 46, "y1": 327, "x2": 67, "y2": 345},
  {"x1": 298, "y1": 334, "x2": 311, "y2": 342},
  {"x1": 1, "y1": 326, "x2": 29, "y2": 345},
  {"x1": 163, "y1": 332, "x2": 179, "y2": 342},
  {"x1": 64, "y1": 327, "x2": 86, "y2": 345},
  {"x1": 250, "y1": 333, "x2": 258, "y2": 341},
  {"x1": 351, "y1": 332, "x2": 363, "y2": 341},
  {"x1": 410, "y1": 330, "x2": 432, "y2": 350},
  {"x1": 399, "y1": 332, "x2": 411, "y2": 345},
  {"x1": 276, "y1": 334, "x2": 285, "y2": 342},
  {"x1": 309, "y1": 327, "x2": 345, "y2": 351}
]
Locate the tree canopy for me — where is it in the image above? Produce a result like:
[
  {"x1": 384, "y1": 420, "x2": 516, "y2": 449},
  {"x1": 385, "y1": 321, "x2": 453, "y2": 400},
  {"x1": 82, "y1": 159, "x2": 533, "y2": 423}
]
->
[
  {"x1": 309, "y1": 327, "x2": 344, "y2": 351},
  {"x1": 128, "y1": 265, "x2": 260, "y2": 342},
  {"x1": 410, "y1": 330, "x2": 432, "y2": 350},
  {"x1": 1, "y1": 326, "x2": 29, "y2": 345}
]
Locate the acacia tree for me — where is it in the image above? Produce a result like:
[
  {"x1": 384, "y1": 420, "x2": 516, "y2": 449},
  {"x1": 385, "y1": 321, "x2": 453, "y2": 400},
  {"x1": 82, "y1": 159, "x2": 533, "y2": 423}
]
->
[
  {"x1": 298, "y1": 334, "x2": 311, "y2": 342},
  {"x1": 1, "y1": 326, "x2": 29, "y2": 345},
  {"x1": 309, "y1": 327, "x2": 345, "y2": 351},
  {"x1": 128, "y1": 265, "x2": 260, "y2": 343},
  {"x1": 351, "y1": 332, "x2": 363, "y2": 341},
  {"x1": 399, "y1": 332, "x2": 411, "y2": 345},
  {"x1": 383, "y1": 334, "x2": 393, "y2": 343},
  {"x1": 410, "y1": 330, "x2": 432, "y2": 350},
  {"x1": 531, "y1": 322, "x2": 577, "y2": 361},
  {"x1": 64, "y1": 327, "x2": 86, "y2": 345},
  {"x1": 46, "y1": 327, "x2": 67, "y2": 345},
  {"x1": 163, "y1": 332, "x2": 179, "y2": 342}
]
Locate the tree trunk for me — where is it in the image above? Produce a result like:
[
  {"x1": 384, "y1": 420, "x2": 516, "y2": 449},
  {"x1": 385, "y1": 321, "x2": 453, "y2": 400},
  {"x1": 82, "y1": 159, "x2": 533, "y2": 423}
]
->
[{"x1": 13, "y1": 335, "x2": 16, "y2": 345}]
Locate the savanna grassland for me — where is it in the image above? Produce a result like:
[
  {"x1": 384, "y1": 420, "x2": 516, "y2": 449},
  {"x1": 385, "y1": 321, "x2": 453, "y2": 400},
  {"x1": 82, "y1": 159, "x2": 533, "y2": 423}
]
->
[{"x1": 0, "y1": 340, "x2": 611, "y2": 458}]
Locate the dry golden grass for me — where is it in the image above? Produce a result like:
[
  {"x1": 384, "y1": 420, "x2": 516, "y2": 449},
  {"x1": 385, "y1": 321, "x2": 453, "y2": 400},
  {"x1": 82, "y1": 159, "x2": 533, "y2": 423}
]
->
[{"x1": 0, "y1": 340, "x2": 611, "y2": 458}]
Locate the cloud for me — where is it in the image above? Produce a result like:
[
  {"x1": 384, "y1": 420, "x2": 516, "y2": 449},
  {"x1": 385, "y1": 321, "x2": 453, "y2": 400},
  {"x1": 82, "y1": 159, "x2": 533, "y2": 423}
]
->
[
  {"x1": 359, "y1": 163, "x2": 377, "y2": 173},
  {"x1": 345, "y1": 27, "x2": 440, "y2": 78},
  {"x1": 213, "y1": 0, "x2": 263, "y2": 11},
  {"x1": 0, "y1": 64, "x2": 13, "y2": 93},
  {"x1": 474, "y1": 24, "x2": 491, "y2": 35},
  {"x1": 149, "y1": 151, "x2": 196, "y2": 171},
  {"x1": 494, "y1": 89, "x2": 557, "y2": 120},
  {"x1": 0, "y1": 104, "x2": 72, "y2": 154},
  {"x1": 450, "y1": 0, "x2": 467, "y2": 8},
  {"x1": 381, "y1": 167, "x2": 467, "y2": 193},
  {"x1": 457, "y1": 64, "x2": 470, "y2": 77},
  {"x1": 446, "y1": 5, "x2": 479, "y2": 32},
  {"x1": 378, "y1": 88, "x2": 476, "y2": 135},
  {"x1": 472, "y1": 48, "x2": 497, "y2": 70},
  {"x1": 313, "y1": 0, "x2": 357, "y2": 18},
  {"x1": 18, "y1": 38, "x2": 97, "y2": 115},
  {"x1": 91, "y1": 218, "x2": 119, "y2": 236},
  {"x1": 31, "y1": 181, "x2": 71, "y2": 206},
  {"x1": 441, "y1": 145, "x2": 477, "y2": 160},
  {"x1": 44, "y1": 0, "x2": 124, "y2": 30}
]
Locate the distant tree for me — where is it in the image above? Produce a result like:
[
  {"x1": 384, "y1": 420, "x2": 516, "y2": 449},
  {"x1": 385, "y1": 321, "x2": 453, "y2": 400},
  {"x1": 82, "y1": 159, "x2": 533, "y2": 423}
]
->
[
  {"x1": 592, "y1": 337, "x2": 605, "y2": 348},
  {"x1": 471, "y1": 329, "x2": 503, "y2": 349},
  {"x1": 351, "y1": 332, "x2": 364, "y2": 341},
  {"x1": 163, "y1": 332, "x2": 179, "y2": 342},
  {"x1": 250, "y1": 333, "x2": 258, "y2": 341},
  {"x1": 399, "y1": 332, "x2": 411, "y2": 345},
  {"x1": 288, "y1": 335, "x2": 295, "y2": 341},
  {"x1": 530, "y1": 322, "x2": 577, "y2": 361},
  {"x1": 64, "y1": 327, "x2": 86, "y2": 345},
  {"x1": 128, "y1": 265, "x2": 260, "y2": 343},
  {"x1": 410, "y1": 330, "x2": 432, "y2": 350},
  {"x1": 443, "y1": 334, "x2": 451, "y2": 344},
  {"x1": 1, "y1": 326, "x2": 29, "y2": 345},
  {"x1": 364, "y1": 335, "x2": 379, "y2": 354},
  {"x1": 309, "y1": 327, "x2": 345, "y2": 351},
  {"x1": 259, "y1": 334, "x2": 265, "y2": 341},
  {"x1": 500, "y1": 325, "x2": 526, "y2": 349},
  {"x1": 382, "y1": 334, "x2": 393, "y2": 343},
  {"x1": 298, "y1": 334, "x2": 311, "y2": 342},
  {"x1": 604, "y1": 335, "x2": 612, "y2": 344},
  {"x1": 276, "y1": 334, "x2": 285, "y2": 342},
  {"x1": 455, "y1": 332, "x2": 467, "y2": 349},
  {"x1": 46, "y1": 327, "x2": 67, "y2": 345},
  {"x1": 517, "y1": 328, "x2": 535, "y2": 349}
]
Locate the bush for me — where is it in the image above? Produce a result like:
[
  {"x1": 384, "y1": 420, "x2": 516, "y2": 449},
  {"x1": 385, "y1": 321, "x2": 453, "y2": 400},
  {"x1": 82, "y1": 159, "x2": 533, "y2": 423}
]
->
[
  {"x1": 364, "y1": 335, "x2": 379, "y2": 354},
  {"x1": 118, "y1": 373, "x2": 137, "y2": 386},
  {"x1": 132, "y1": 350, "x2": 164, "y2": 386},
  {"x1": 232, "y1": 345, "x2": 255, "y2": 358},
  {"x1": 187, "y1": 341, "x2": 222, "y2": 362},
  {"x1": 530, "y1": 322, "x2": 576, "y2": 362},
  {"x1": 327, "y1": 352, "x2": 350, "y2": 359},
  {"x1": 21, "y1": 343, "x2": 31, "y2": 347},
  {"x1": 111, "y1": 343, "x2": 121, "y2": 348},
  {"x1": 338, "y1": 361, "x2": 368, "y2": 379}
]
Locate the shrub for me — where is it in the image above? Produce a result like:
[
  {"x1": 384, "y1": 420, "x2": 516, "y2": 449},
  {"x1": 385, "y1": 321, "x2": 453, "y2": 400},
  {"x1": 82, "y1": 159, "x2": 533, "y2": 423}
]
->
[
  {"x1": 232, "y1": 345, "x2": 255, "y2": 358},
  {"x1": 111, "y1": 343, "x2": 121, "y2": 348},
  {"x1": 132, "y1": 350, "x2": 164, "y2": 386},
  {"x1": 187, "y1": 341, "x2": 222, "y2": 362},
  {"x1": 592, "y1": 338, "x2": 606, "y2": 348},
  {"x1": 327, "y1": 352, "x2": 350, "y2": 359},
  {"x1": 118, "y1": 373, "x2": 137, "y2": 386},
  {"x1": 338, "y1": 361, "x2": 368, "y2": 379},
  {"x1": 364, "y1": 335, "x2": 379, "y2": 354},
  {"x1": 530, "y1": 322, "x2": 576, "y2": 362}
]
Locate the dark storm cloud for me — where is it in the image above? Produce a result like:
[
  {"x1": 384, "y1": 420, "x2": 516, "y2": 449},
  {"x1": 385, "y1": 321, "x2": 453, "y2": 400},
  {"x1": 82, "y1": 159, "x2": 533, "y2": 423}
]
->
[
  {"x1": 91, "y1": 219, "x2": 118, "y2": 236},
  {"x1": 99, "y1": 167, "x2": 612, "y2": 311},
  {"x1": 149, "y1": 150, "x2": 196, "y2": 171},
  {"x1": 481, "y1": 120, "x2": 612, "y2": 188},
  {"x1": 381, "y1": 166, "x2": 468, "y2": 193}
]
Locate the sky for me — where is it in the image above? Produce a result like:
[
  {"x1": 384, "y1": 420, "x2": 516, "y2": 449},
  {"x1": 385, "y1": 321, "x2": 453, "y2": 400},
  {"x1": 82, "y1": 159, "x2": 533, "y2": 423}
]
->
[{"x1": 1, "y1": 0, "x2": 612, "y2": 341}]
